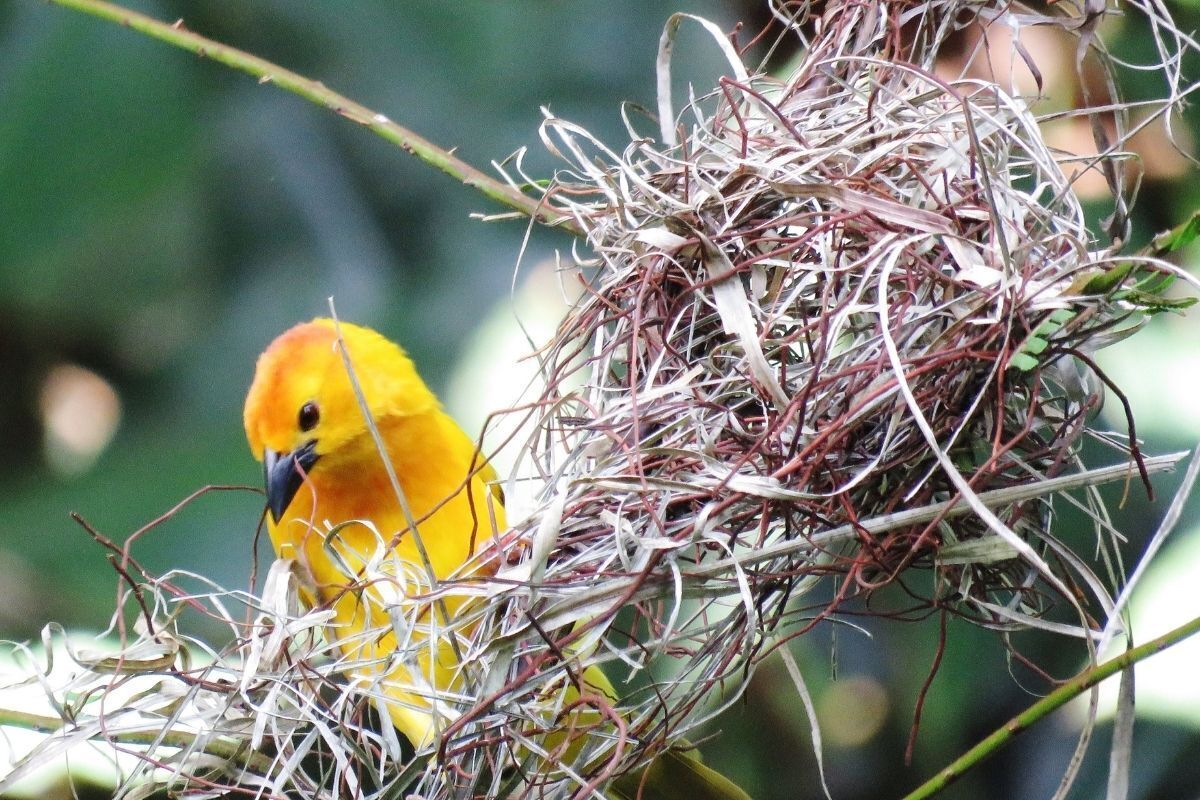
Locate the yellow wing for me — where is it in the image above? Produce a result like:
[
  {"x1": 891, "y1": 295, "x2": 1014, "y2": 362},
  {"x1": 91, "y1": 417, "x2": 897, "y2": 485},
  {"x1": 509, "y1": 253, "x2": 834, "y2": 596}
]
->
[{"x1": 245, "y1": 319, "x2": 750, "y2": 798}]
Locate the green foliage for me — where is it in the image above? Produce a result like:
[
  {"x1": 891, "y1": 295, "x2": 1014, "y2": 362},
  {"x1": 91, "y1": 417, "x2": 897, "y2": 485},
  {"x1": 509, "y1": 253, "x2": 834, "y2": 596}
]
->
[
  {"x1": 2, "y1": 3, "x2": 1199, "y2": 800},
  {"x1": 1009, "y1": 308, "x2": 1074, "y2": 372},
  {"x1": 1152, "y1": 210, "x2": 1200, "y2": 254}
]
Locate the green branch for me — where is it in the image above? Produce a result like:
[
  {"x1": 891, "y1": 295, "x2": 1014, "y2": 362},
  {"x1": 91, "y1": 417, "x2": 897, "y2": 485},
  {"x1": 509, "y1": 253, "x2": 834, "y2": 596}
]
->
[
  {"x1": 902, "y1": 612, "x2": 1200, "y2": 800},
  {"x1": 47, "y1": 0, "x2": 583, "y2": 237}
]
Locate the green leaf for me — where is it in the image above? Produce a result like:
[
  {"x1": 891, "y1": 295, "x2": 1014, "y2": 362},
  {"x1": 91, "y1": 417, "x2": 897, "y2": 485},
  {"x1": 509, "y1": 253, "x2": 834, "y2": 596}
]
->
[
  {"x1": 1118, "y1": 291, "x2": 1198, "y2": 314},
  {"x1": 1008, "y1": 352, "x2": 1040, "y2": 372},
  {"x1": 1075, "y1": 261, "x2": 1134, "y2": 295},
  {"x1": 1150, "y1": 210, "x2": 1200, "y2": 255},
  {"x1": 1022, "y1": 335, "x2": 1049, "y2": 355},
  {"x1": 1010, "y1": 308, "x2": 1076, "y2": 371}
]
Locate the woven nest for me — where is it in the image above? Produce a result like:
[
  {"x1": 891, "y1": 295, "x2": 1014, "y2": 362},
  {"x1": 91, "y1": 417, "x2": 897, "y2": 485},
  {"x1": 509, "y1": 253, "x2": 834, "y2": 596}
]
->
[
  {"x1": 7, "y1": 2, "x2": 1196, "y2": 800},
  {"x1": 439, "y1": 1, "x2": 1189, "y2": 795}
]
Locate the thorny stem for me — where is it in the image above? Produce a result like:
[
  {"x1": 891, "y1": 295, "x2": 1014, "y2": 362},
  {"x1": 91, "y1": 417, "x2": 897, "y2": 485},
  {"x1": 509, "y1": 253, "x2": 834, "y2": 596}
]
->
[
  {"x1": 901, "y1": 612, "x2": 1200, "y2": 800},
  {"x1": 46, "y1": 0, "x2": 584, "y2": 237}
]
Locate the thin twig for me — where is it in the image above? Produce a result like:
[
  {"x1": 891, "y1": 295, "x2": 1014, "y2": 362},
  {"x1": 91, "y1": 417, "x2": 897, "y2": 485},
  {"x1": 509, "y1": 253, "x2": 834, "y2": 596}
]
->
[
  {"x1": 46, "y1": 0, "x2": 583, "y2": 237},
  {"x1": 900, "y1": 612, "x2": 1200, "y2": 800}
]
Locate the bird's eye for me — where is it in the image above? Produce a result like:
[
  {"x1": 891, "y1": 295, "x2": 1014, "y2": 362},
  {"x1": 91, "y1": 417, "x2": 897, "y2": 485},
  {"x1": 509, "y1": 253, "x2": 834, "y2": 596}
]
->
[{"x1": 298, "y1": 401, "x2": 320, "y2": 432}]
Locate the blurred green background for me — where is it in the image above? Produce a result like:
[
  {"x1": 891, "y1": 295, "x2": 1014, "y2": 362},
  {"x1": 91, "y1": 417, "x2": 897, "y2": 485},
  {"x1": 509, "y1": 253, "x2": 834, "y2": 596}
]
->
[{"x1": 1, "y1": 1, "x2": 1199, "y2": 799}]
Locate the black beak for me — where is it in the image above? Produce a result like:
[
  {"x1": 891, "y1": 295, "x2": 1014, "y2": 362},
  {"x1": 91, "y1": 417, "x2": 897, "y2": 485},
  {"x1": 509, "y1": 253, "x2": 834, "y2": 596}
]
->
[{"x1": 263, "y1": 440, "x2": 320, "y2": 523}]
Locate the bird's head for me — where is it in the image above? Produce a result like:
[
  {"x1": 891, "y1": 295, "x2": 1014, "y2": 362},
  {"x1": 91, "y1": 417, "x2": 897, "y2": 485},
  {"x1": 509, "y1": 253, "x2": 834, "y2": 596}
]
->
[{"x1": 243, "y1": 318, "x2": 437, "y2": 522}]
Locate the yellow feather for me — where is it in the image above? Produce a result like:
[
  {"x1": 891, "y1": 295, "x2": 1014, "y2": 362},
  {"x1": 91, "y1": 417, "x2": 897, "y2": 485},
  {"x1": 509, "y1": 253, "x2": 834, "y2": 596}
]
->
[
  {"x1": 244, "y1": 319, "x2": 750, "y2": 798},
  {"x1": 245, "y1": 319, "x2": 500, "y2": 747}
]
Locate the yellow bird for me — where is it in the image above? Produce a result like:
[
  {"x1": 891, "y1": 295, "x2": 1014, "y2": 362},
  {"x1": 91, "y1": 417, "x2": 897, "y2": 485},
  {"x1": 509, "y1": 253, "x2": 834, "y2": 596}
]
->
[{"x1": 243, "y1": 318, "x2": 750, "y2": 800}]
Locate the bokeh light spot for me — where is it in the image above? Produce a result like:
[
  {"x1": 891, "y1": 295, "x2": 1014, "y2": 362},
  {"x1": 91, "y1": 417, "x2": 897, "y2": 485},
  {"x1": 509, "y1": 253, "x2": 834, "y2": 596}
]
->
[
  {"x1": 38, "y1": 364, "x2": 121, "y2": 476},
  {"x1": 818, "y1": 675, "x2": 891, "y2": 747}
]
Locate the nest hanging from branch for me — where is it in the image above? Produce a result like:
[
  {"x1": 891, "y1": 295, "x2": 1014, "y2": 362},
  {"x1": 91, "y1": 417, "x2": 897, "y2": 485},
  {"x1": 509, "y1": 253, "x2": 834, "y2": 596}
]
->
[{"x1": 439, "y1": 0, "x2": 1193, "y2": 794}]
